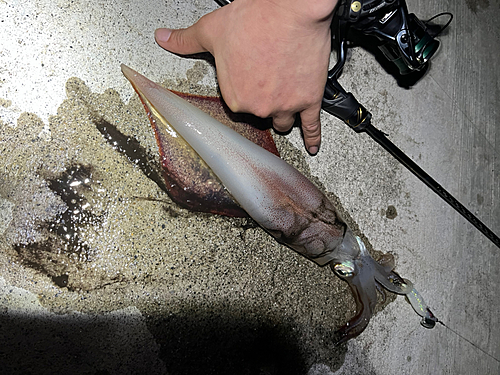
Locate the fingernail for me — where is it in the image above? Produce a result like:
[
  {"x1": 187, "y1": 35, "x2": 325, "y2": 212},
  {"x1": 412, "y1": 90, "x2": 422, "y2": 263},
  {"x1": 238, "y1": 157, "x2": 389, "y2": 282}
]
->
[
  {"x1": 155, "y1": 28, "x2": 172, "y2": 43},
  {"x1": 308, "y1": 146, "x2": 319, "y2": 155}
]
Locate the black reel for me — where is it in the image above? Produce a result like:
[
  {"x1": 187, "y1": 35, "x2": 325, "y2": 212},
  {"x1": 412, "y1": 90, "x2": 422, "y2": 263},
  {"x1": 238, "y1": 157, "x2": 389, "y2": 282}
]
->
[
  {"x1": 336, "y1": 0, "x2": 451, "y2": 75},
  {"x1": 324, "y1": 0, "x2": 452, "y2": 129}
]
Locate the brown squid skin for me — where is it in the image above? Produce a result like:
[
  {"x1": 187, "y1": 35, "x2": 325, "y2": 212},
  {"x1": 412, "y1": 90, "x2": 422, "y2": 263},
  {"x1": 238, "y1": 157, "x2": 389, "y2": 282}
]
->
[{"x1": 122, "y1": 64, "x2": 411, "y2": 344}]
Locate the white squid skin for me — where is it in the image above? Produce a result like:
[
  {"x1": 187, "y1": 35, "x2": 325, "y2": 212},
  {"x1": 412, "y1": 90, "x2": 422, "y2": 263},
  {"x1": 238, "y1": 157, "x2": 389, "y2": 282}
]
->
[
  {"x1": 121, "y1": 64, "x2": 436, "y2": 344},
  {"x1": 121, "y1": 64, "x2": 346, "y2": 266}
]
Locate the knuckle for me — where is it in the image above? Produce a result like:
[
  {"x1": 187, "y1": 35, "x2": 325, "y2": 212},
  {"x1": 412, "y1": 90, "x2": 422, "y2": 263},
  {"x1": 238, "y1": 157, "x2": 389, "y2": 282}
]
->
[
  {"x1": 253, "y1": 108, "x2": 272, "y2": 119},
  {"x1": 273, "y1": 115, "x2": 295, "y2": 132},
  {"x1": 302, "y1": 119, "x2": 321, "y2": 132},
  {"x1": 249, "y1": 103, "x2": 272, "y2": 119},
  {"x1": 226, "y1": 99, "x2": 241, "y2": 113}
]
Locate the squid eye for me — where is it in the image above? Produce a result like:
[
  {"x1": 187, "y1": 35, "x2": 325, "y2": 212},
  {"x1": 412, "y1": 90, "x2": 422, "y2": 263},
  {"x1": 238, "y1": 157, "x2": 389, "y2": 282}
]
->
[{"x1": 333, "y1": 261, "x2": 355, "y2": 277}]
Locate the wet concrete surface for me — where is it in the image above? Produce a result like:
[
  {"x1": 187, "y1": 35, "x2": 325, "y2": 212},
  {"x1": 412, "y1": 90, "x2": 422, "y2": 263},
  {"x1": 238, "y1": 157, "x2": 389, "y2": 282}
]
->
[{"x1": 1, "y1": 0, "x2": 499, "y2": 374}]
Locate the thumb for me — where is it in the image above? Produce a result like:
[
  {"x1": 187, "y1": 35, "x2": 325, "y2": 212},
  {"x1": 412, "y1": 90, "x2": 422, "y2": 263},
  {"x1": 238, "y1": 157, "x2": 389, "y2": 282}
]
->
[{"x1": 155, "y1": 26, "x2": 209, "y2": 55}]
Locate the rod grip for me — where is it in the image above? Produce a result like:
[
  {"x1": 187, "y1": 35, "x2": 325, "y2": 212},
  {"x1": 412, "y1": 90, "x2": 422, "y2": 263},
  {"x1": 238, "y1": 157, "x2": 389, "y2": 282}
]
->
[{"x1": 322, "y1": 80, "x2": 372, "y2": 132}]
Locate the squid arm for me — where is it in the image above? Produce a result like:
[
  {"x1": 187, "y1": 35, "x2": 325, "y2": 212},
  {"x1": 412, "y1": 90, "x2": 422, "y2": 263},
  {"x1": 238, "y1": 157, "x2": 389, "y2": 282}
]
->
[{"x1": 121, "y1": 64, "x2": 436, "y2": 344}]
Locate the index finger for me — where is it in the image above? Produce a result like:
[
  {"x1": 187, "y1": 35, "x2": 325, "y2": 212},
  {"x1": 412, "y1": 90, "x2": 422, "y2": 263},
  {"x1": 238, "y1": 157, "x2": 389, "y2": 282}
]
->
[{"x1": 299, "y1": 105, "x2": 322, "y2": 155}]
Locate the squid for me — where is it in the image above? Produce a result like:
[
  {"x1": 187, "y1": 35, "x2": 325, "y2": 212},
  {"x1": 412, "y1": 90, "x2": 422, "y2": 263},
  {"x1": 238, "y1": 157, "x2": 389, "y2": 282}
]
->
[{"x1": 121, "y1": 64, "x2": 437, "y2": 343}]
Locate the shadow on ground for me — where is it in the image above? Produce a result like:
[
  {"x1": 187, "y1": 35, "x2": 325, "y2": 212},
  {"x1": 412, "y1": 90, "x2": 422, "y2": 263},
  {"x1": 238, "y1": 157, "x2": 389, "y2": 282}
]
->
[{"x1": 0, "y1": 303, "x2": 346, "y2": 375}]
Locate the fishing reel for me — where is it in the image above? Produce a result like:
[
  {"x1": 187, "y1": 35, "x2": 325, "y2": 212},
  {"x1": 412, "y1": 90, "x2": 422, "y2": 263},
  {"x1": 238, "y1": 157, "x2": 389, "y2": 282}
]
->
[
  {"x1": 335, "y1": 0, "x2": 449, "y2": 76},
  {"x1": 323, "y1": 0, "x2": 452, "y2": 131}
]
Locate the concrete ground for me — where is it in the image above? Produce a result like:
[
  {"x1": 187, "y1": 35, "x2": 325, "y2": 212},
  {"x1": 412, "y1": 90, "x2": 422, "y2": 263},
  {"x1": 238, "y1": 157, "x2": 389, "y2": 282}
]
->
[{"x1": 0, "y1": 0, "x2": 498, "y2": 374}]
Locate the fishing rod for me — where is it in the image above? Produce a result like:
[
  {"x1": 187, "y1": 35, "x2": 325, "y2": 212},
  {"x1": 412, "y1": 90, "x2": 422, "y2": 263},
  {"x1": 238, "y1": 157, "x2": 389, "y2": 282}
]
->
[
  {"x1": 321, "y1": 0, "x2": 500, "y2": 249},
  {"x1": 215, "y1": 0, "x2": 499, "y2": 249}
]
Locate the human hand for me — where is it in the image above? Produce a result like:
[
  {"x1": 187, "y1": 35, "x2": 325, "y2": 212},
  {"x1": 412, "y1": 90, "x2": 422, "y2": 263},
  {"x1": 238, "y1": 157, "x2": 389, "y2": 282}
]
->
[{"x1": 155, "y1": 0, "x2": 338, "y2": 154}]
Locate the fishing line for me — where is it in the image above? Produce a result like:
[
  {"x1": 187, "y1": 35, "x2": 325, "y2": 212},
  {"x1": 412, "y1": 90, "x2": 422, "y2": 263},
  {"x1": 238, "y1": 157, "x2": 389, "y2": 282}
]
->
[{"x1": 437, "y1": 320, "x2": 500, "y2": 364}]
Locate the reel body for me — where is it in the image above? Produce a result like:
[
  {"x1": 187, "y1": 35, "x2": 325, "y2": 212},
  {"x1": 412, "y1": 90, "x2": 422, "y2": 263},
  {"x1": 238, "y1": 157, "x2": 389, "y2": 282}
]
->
[{"x1": 336, "y1": 0, "x2": 442, "y2": 76}]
